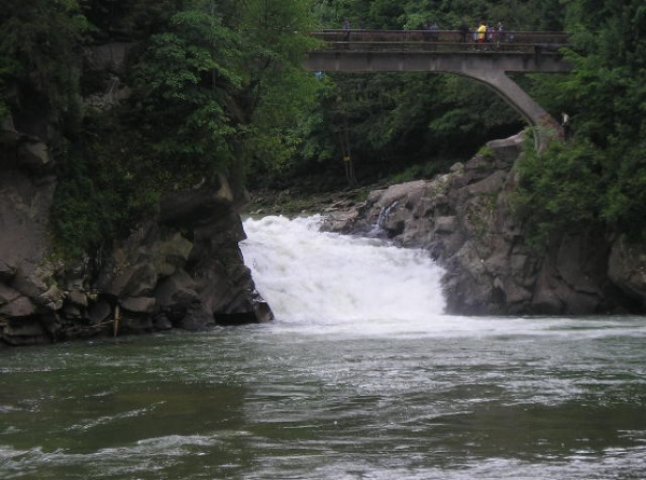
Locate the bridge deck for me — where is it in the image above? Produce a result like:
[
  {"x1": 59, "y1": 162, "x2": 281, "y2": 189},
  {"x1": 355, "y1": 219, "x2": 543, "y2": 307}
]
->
[
  {"x1": 312, "y1": 30, "x2": 569, "y2": 43},
  {"x1": 311, "y1": 30, "x2": 569, "y2": 55}
]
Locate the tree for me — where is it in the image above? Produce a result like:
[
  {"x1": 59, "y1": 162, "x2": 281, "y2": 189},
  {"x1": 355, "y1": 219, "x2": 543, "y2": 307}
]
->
[
  {"x1": 0, "y1": 0, "x2": 89, "y2": 128},
  {"x1": 515, "y1": 0, "x2": 646, "y2": 241}
]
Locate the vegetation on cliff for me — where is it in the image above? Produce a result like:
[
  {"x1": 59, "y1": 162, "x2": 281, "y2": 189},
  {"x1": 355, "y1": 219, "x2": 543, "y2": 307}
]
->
[
  {"x1": 1, "y1": 0, "x2": 318, "y2": 258},
  {"x1": 514, "y1": 0, "x2": 646, "y2": 243}
]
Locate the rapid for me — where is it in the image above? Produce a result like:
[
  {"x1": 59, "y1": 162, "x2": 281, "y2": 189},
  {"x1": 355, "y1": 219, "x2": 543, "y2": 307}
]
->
[{"x1": 0, "y1": 214, "x2": 645, "y2": 479}]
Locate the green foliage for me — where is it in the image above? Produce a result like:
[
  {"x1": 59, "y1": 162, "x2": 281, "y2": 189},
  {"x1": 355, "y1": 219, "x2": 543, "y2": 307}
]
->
[
  {"x1": 5, "y1": 0, "x2": 645, "y2": 257},
  {"x1": 292, "y1": 70, "x2": 523, "y2": 185},
  {"x1": 0, "y1": 57, "x2": 13, "y2": 119},
  {"x1": 78, "y1": 0, "x2": 181, "y2": 39},
  {"x1": 236, "y1": 0, "x2": 321, "y2": 173},
  {"x1": 128, "y1": 0, "x2": 320, "y2": 181},
  {"x1": 389, "y1": 161, "x2": 445, "y2": 184},
  {"x1": 513, "y1": 140, "x2": 604, "y2": 247},
  {"x1": 313, "y1": 0, "x2": 565, "y2": 30},
  {"x1": 477, "y1": 145, "x2": 495, "y2": 160},
  {"x1": 131, "y1": 7, "x2": 242, "y2": 180},
  {"x1": 0, "y1": 0, "x2": 89, "y2": 123},
  {"x1": 2, "y1": 0, "x2": 321, "y2": 259},
  {"x1": 51, "y1": 130, "x2": 143, "y2": 260},
  {"x1": 514, "y1": 0, "x2": 646, "y2": 243}
]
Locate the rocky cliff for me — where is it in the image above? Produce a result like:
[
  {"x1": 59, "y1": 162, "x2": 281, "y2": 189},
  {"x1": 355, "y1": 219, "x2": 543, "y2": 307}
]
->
[
  {"x1": 0, "y1": 41, "x2": 272, "y2": 346},
  {"x1": 0, "y1": 123, "x2": 271, "y2": 346},
  {"x1": 323, "y1": 132, "x2": 646, "y2": 315}
]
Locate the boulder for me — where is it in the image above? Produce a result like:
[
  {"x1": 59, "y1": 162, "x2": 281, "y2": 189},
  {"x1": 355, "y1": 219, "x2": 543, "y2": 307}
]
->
[
  {"x1": 68, "y1": 290, "x2": 88, "y2": 307},
  {"x1": 0, "y1": 283, "x2": 21, "y2": 306},
  {"x1": 0, "y1": 170, "x2": 57, "y2": 272},
  {"x1": 153, "y1": 314, "x2": 173, "y2": 330},
  {"x1": 154, "y1": 270, "x2": 199, "y2": 309},
  {"x1": 96, "y1": 226, "x2": 194, "y2": 298},
  {"x1": 0, "y1": 296, "x2": 37, "y2": 317},
  {"x1": 62, "y1": 304, "x2": 83, "y2": 319},
  {"x1": 120, "y1": 296, "x2": 157, "y2": 314},
  {"x1": 1, "y1": 114, "x2": 20, "y2": 145},
  {"x1": 321, "y1": 208, "x2": 361, "y2": 234},
  {"x1": 176, "y1": 305, "x2": 214, "y2": 331},
  {"x1": 608, "y1": 235, "x2": 646, "y2": 304},
  {"x1": 85, "y1": 42, "x2": 135, "y2": 74},
  {"x1": 151, "y1": 233, "x2": 193, "y2": 278},
  {"x1": 18, "y1": 141, "x2": 52, "y2": 173},
  {"x1": 119, "y1": 315, "x2": 154, "y2": 333},
  {"x1": 87, "y1": 300, "x2": 112, "y2": 324},
  {"x1": 485, "y1": 133, "x2": 525, "y2": 165},
  {"x1": 434, "y1": 216, "x2": 458, "y2": 235},
  {"x1": 325, "y1": 131, "x2": 637, "y2": 315},
  {"x1": 39, "y1": 284, "x2": 65, "y2": 311},
  {"x1": 159, "y1": 175, "x2": 234, "y2": 227},
  {"x1": 97, "y1": 253, "x2": 158, "y2": 298},
  {"x1": 1, "y1": 318, "x2": 49, "y2": 345},
  {"x1": 0, "y1": 260, "x2": 16, "y2": 282}
]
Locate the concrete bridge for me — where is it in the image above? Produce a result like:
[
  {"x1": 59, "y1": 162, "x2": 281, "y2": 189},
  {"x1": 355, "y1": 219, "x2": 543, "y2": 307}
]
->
[{"x1": 304, "y1": 30, "x2": 572, "y2": 147}]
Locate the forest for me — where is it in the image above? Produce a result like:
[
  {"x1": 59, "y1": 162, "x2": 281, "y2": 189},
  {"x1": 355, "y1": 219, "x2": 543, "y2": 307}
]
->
[{"x1": 0, "y1": 0, "x2": 644, "y2": 257}]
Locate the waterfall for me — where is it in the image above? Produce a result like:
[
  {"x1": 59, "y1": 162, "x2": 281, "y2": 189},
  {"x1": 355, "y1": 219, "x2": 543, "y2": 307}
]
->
[
  {"x1": 368, "y1": 200, "x2": 399, "y2": 237},
  {"x1": 240, "y1": 215, "x2": 446, "y2": 333}
]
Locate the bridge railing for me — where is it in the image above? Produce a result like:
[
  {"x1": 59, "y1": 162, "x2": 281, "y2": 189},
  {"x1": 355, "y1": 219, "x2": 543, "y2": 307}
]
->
[{"x1": 310, "y1": 30, "x2": 569, "y2": 53}]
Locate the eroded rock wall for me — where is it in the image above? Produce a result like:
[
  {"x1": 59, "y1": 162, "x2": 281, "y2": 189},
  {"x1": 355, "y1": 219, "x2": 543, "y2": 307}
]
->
[
  {"x1": 323, "y1": 132, "x2": 644, "y2": 315},
  {"x1": 0, "y1": 120, "x2": 271, "y2": 347},
  {"x1": 0, "y1": 39, "x2": 272, "y2": 346}
]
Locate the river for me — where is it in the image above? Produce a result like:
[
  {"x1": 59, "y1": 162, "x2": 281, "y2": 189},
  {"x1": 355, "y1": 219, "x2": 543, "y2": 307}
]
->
[{"x1": 1, "y1": 215, "x2": 645, "y2": 479}]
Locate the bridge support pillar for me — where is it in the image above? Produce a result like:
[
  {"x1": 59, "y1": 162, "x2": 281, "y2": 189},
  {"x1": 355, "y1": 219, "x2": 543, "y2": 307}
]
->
[{"x1": 464, "y1": 70, "x2": 562, "y2": 150}]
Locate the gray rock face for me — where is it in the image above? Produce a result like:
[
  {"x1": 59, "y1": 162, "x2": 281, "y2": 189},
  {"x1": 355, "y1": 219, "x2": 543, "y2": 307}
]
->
[
  {"x1": 323, "y1": 132, "x2": 641, "y2": 315},
  {"x1": 120, "y1": 297, "x2": 157, "y2": 314},
  {"x1": 83, "y1": 43, "x2": 135, "y2": 112},
  {"x1": 0, "y1": 296, "x2": 37, "y2": 318},
  {"x1": 0, "y1": 116, "x2": 62, "y2": 343},
  {"x1": 1, "y1": 118, "x2": 272, "y2": 346},
  {"x1": 1, "y1": 41, "x2": 273, "y2": 346},
  {"x1": 608, "y1": 236, "x2": 646, "y2": 306},
  {"x1": 92, "y1": 182, "x2": 272, "y2": 333},
  {"x1": 85, "y1": 42, "x2": 135, "y2": 75},
  {"x1": 18, "y1": 141, "x2": 52, "y2": 173}
]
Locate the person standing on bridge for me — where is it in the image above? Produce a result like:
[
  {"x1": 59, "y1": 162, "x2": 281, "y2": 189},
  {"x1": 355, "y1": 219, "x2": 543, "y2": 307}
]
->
[
  {"x1": 429, "y1": 21, "x2": 440, "y2": 41},
  {"x1": 459, "y1": 20, "x2": 470, "y2": 43},
  {"x1": 496, "y1": 22, "x2": 506, "y2": 44},
  {"x1": 342, "y1": 18, "x2": 351, "y2": 42},
  {"x1": 477, "y1": 21, "x2": 487, "y2": 44}
]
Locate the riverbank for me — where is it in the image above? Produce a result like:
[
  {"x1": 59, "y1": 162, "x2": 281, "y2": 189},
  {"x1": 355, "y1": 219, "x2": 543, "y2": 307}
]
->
[{"x1": 245, "y1": 186, "x2": 369, "y2": 217}]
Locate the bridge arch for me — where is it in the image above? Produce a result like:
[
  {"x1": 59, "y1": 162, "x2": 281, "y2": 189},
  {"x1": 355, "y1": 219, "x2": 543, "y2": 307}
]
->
[{"x1": 303, "y1": 31, "x2": 571, "y2": 148}]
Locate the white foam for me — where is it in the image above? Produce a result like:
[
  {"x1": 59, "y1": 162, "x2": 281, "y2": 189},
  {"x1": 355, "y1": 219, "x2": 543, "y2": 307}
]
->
[
  {"x1": 242, "y1": 215, "x2": 445, "y2": 329},
  {"x1": 241, "y1": 215, "x2": 646, "y2": 339}
]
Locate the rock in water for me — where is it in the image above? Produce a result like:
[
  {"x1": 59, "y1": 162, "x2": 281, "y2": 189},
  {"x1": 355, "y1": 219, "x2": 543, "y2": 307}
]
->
[{"x1": 324, "y1": 132, "x2": 642, "y2": 315}]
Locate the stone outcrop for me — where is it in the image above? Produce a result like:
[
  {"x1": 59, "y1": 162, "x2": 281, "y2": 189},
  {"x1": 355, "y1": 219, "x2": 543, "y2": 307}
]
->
[
  {"x1": 0, "y1": 112, "x2": 61, "y2": 345},
  {"x1": 0, "y1": 38, "x2": 272, "y2": 346},
  {"x1": 323, "y1": 132, "x2": 643, "y2": 315},
  {"x1": 607, "y1": 236, "x2": 646, "y2": 306},
  {"x1": 83, "y1": 42, "x2": 135, "y2": 111},
  {"x1": 0, "y1": 114, "x2": 272, "y2": 346}
]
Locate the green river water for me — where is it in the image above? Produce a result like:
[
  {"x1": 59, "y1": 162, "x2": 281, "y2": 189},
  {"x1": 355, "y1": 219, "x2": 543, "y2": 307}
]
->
[{"x1": 1, "y1": 321, "x2": 645, "y2": 479}]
